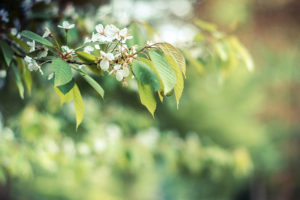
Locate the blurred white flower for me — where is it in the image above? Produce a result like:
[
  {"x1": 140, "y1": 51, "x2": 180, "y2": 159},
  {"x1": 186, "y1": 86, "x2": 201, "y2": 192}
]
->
[
  {"x1": 94, "y1": 138, "x2": 107, "y2": 153},
  {"x1": 10, "y1": 28, "x2": 18, "y2": 36},
  {"x1": 57, "y1": 21, "x2": 75, "y2": 30},
  {"x1": 0, "y1": 9, "x2": 9, "y2": 23},
  {"x1": 0, "y1": 70, "x2": 7, "y2": 78},
  {"x1": 27, "y1": 40, "x2": 35, "y2": 52},
  {"x1": 94, "y1": 44, "x2": 100, "y2": 49},
  {"x1": 95, "y1": 24, "x2": 105, "y2": 34},
  {"x1": 77, "y1": 143, "x2": 90, "y2": 156},
  {"x1": 62, "y1": 138, "x2": 76, "y2": 157},
  {"x1": 38, "y1": 47, "x2": 48, "y2": 58},
  {"x1": 24, "y1": 56, "x2": 43, "y2": 75},
  {"x1": 100, "y1": 51, "x2": 114, "y2": 71},
  {"x1": 117, "y1": 28, "x2": 133, "y2": 43},
  {"x1": 84, "y1": 45, "x2": 94, "y2": 54},
  {"x1": 42, "y1": 27, "x2": 51, "y2": 38},
  {"x1": 61, "y1": 45, "x2": 75, "y2": 55}
]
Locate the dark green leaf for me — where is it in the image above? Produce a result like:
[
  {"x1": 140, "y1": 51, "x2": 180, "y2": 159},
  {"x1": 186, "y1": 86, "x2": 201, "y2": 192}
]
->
[
  {"x1": 52, "y1": 58, "x2": 73, "y2": 87},
  {"x1": 21, "y1": 30, "x2": 53, "y2": 47}
]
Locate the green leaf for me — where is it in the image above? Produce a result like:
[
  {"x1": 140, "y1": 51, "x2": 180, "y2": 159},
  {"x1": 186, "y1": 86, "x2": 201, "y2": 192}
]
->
[
  {"x1": 57, "y1": 79, "x2": 75, "y2": 94},
  {"x1": 76, "y1": 51, "x2": 96, "y2": 62},
  {"x1": 73, "y1": 84, "x2": 84, "y2": 129},
  {"x1": 132, "y1": 60, "x2": 160, "y2": 91},
  {"x1": 149, "y1": 51, "x2": 177, "y2": 95},
  {"x1": 158, "y1": 43, "x2": 186, "y2": 77},
  {"x1": 137, "y1": 81, "x2": 156, "y2": 117},
  {"x1": 55, "y1": 86, "x2": 74, "y2": 105},
  {"x1": 16, "y1": 57, "x2": 32, "y2": 95},
  {"x1": 21, "y1": 30, "x2": 53, "y2": 47},
  {"x1": 76, "y1": 51, "x2": 103, "y2": 75},
  {"x1": 8, "y1": 34, "x2": 30, "y2": 52},
  {"x1": 52, "y1": 58, "x2": 73, "y2": 87},
  {"x1": 0, "y1": 40, "x2": 13, "y2": 67},
  {"x1": 158, "y1": 43, "x2": 185, "y2": 107},
  {"x1": 127, "y1": 23, "x2": 146, "y2": 47},
  {"x1": 79, "y1": 72, "x2": 104, "y2": 99},
  {"x1": 11, "y1": 64, "x2": 24, "y2": 99}
]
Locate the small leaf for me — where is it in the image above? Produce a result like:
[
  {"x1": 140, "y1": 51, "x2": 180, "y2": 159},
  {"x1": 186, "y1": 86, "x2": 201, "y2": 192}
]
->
[
  {"x1": 149, "y1": 51, "x2": 177, "y2": 95},
  {"x1": 76, "y1": 51, "x2": 103, "y2": 75},
  {"x1": 0, "y1": 40, "x2": 13, "y2": 67},
  {"x1": 80, "y1": 72, "x2": 104, "y2": 99},
  {"x1": 52, "y1": 58, "x2": 73, "y2": 87},
  {"x1": 11, "y1": 64, "x2": 24, "y2": 99},
  {"x1": 21, "y1": 30, "x2": 53, "y2": 47},
  {"x1": 132, "y1": 60, "x2": 160, "y2": 91},
  {"x1": 16, "y1": 57, "x2": 32, "y2": 95},
  {"x1": 57, "y1": 79, "x2": 75, "y2": 94},
  {"x1": 76, "y1": 51, "x2": 96, "y2": 62},
  {"x1": 229, "y1": 37, "x2": 254, "y2": 71},
  {"x1": 8, "y1": 34, "x2": 30, "y2": 52},
  {"x1": 73, "y1": 84, "x2": 84, "y2": 129},
  {"x1": 137, "y1": 81, "x2": 156, "y2": 117}
]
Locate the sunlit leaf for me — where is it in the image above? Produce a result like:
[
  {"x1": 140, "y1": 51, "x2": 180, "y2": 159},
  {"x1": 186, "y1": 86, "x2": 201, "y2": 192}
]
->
[
  {"x1": 132, "y1": 59, "x2": 160, "y2": 91},
  {"x1": 52, "y1": 58, "x2": 73, "y2": 87},
  {"x1": 137, "y1": 81, "x2": 156, "y2": 117},
  {"x1": 73, "y1": 84, "x2": 84, "y2": 129},
  {"x1": 76, "y1": 51, "x2": 103, "y2": 75},
  {"x1": 55, "y1": 87, "x2": 73, "y2": 105},
  {"x1": 158, "y1": 43, "x2": 185, "y2": 107},
  {"x1": 149, "y1": 51, "x2": 177, "y2": 95},
  {"x1": 181, "y1": 49, "x2": 205, "y2": 75},
  {"x1": 21, "y1": 30, "x2": 53, "y2": 47}
]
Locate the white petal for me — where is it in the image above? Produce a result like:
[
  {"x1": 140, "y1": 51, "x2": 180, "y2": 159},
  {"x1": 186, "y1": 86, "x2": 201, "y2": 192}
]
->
[
  {"x1": 119, "y1": 28, "x2": 127, "y2": 37},
  {"x1": 123, "y1": 67, "x2": 130, "y2": 77},
  {"x1": 94, "y1": 44, "x2": 100, "y2": 49},
  {"x1": 100, "y1": 60, "x2": 109, "y2": 71},
  {"x1": 95, "y1": 24, "x2": 104, "y2": 33},
  {"x1": 100, "y1": 51, "x2": 106, "y2": 57},
  {"x1": 106, "y1": 53, "x2": 114, "y2": 61},
  {"x1": 116, "y1": 70, "x2": 124, "y2": 81},
  {"x1": 114, "y1": 64, "x2": 121, "y2": 70}
]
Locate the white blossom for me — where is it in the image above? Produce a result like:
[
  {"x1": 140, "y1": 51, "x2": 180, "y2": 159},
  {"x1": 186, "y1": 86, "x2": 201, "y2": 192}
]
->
[
  {"x1": 27, "y1": 40, "x2": 35, "y2": 52},
  {"x1": 84, "y1": 37, "x2": 91, "y2": 43},
  {"x1": 61, "y1": 45, "x2": 75, "y2": 55},
  {"x1": 83, "y1": 45, "x2": 94, "y2": 54},
  {"x1": 95, "y1": 24, "x2": 105, "y2": 34},
  {"x1": 42, "y1": 27, "x2": 51, "y2": 38},
  {"x1": 38, "y1": 47, "x2": 48, "y2": 58},
  {"x1": 104, "y1": 24, "x2": 119, "y2": 41},
  {"x1": 10, "y1": 28, "x2": 18, "y2": 36},
  {"x1": 57, "y1": 21, "x2": 75, "y2": 30},
  {"x1": 100, "y1": 51, "x2": 114, "y2": 71},
  {"x1": 24, "y1": 56, "x2": 43, "y2": 75},
  {"x1": 0, "y1": 9, "x2": 9, "y2": 23},
  {"x1": 117, "y1": 28, "x2": 133, "y2": 43},
  {"x1": 91, "y1": 32, "x2": 107, "y2": 42},
  {"x1": 94, "y1": 44, "x2": 100, "y2": 50}
]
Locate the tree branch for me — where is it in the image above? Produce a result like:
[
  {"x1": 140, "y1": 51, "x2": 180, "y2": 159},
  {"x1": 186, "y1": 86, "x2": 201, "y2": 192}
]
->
[{"x1": 14, "y1": 52, "x2": 95, "y2": 66}]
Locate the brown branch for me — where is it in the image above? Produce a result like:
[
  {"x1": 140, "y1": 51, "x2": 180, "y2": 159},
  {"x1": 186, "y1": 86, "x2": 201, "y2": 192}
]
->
[{"x1": 14, "y1": 52, "x2": 95, "y2": 66}]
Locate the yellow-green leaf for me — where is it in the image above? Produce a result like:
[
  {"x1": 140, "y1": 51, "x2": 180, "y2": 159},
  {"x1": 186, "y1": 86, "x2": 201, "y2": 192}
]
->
[
  {"x1": 54, "y1": 87, "x2": 74, "y2": 105},
  {"x1": 158, "y1": 43, "x2": 186, "y2": 77},
  {"x1": 159, "y1": 43, "x2": 185, "y2": 107},
  {"x1": 73, "y1": 84, "x2": 84, "y2": 129},
  {"x1": 16, "y1": 57, "x2": 32, "y2": 95},
  {"x1": 11, "y1": 64, "x2": 24, "y2": 99},
  {"x1": 149, "y1": 51, "x2": 177, "y2": 95},
  {"x1": 137, "y1": 81, "x2": 156, "y2": 117}
]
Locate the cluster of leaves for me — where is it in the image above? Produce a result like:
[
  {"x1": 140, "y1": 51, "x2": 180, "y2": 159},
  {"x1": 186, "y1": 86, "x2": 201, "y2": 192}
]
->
[{"x1": 0, "y1": 21, "x2": 186, "y2": 128}]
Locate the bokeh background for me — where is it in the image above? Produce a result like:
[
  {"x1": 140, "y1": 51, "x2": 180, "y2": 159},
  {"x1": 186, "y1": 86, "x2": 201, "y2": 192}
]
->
[{"x1": 0, "y1": 0, "x2": 299, "y2": 199}]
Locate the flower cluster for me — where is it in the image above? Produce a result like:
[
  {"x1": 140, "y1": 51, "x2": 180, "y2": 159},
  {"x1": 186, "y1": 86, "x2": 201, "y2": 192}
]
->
[{"x1": 82, "y1": 23, "x2": 136, "y2": 82}]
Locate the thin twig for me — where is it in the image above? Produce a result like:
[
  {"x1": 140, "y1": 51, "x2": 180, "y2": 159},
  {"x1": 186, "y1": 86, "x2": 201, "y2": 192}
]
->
[{"x1": 14, "y1": 52, "x2": 95, "y2": 65}]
